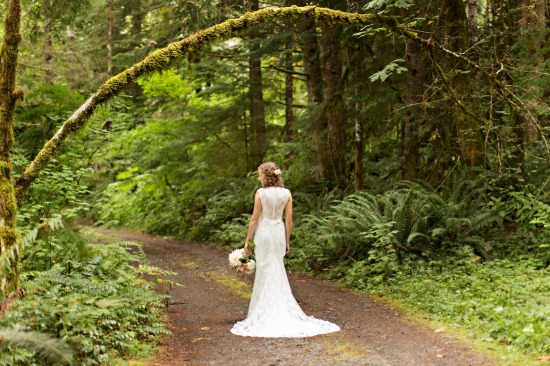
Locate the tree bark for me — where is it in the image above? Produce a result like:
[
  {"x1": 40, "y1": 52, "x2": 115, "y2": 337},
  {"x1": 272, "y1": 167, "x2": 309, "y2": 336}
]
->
[
  {"x1": 107, "y1": 0, "x2": 114, "y2": 78},
  {"x1": 518, "y1": 0, "x2": 546, "y2": 141},
  {"x1": 354, "y1": 87, "x2": 363, "y2": 191},
  {"x1": 43, "y1": 0, "x2": 54, "y2": 84},
  {"x1": 0, "y1": 0, "x2": 22, "y2": 296},
  {"x1": 295, "y1": 9, "x2": 329, "y2": 180},
  {"x1": 320, "y1": 23, "x2": 346, "y2": 186},
  {"x1": 467, "y1": 0, "x2": 479, "y2": 64},
  {"x1": 439, "y1": 0, "x2": 485, "y2": 173},
  {"x1": 284, "y1": 49, "x2": 294, "y2": 140},
  {"x1": 491, "y1": 0, "x2": 526, "y2": 169},
  {"x1": 244, "y1": 0, "x2": 266, "y2": 168},
  {"x1": 403, "y1": 40, "x2": 427, "y2": 180}
]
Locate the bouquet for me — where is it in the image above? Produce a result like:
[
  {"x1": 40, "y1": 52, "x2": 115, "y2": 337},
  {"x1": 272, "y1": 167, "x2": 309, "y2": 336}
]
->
[{"x1": 228, "y1": 248, "x2": 255, "y2": 274}]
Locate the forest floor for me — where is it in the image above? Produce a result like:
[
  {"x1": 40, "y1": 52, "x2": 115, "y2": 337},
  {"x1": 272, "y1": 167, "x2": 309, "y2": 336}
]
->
[{"x1": 90, "y1": 227, "x2": 502, "y2": 366}]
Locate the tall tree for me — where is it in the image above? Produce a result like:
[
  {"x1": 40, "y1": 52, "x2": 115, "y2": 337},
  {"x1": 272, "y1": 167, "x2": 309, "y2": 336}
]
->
[
  {"x1": 283, "y1": 44, "x2": 295, "y2": 140},
  {"x1": 0, "y1": 0, "x2": 23, "y2": 295},
  {"x1": 319, "y1": 22, "x2": 346, "y2": 186},
  {"x1": 438, "y1": 0, "x2": 485, "y2": 172},
  {"x1": 244, "y1": 0, "x2": 267, "y2": 168},
  {"x1": 42, "y1": 0, "x2": 54, "y2": 83},
  {"x1": 107, "y1": 0, "x2": 113, "y2": 77}
]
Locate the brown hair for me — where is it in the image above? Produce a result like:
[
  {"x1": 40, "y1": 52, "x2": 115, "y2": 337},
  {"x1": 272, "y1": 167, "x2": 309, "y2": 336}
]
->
[{"x1": 258, "y1": 162, "x2": 284, "y2": 188}]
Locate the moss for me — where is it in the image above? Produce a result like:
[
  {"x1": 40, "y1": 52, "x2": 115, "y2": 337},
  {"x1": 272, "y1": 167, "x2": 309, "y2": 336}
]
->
[
  {"x1": 0, "y1": 161, "x2": 11, "y2": 177},
  {"x1": 0, "y1": 181, "x2": 17, "y2": 211}
]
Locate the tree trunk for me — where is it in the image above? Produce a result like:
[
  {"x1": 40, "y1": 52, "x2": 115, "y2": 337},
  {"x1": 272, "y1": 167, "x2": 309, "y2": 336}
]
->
[
  {"x1": 354, "y1": 87, "x2": 363, "y2": 191},
  {"x1": 0, "y1": 0, "x2": 23, "y2": 296},
  {"x1": 348, "y1": 39, "x2": 366, "y2": 191},
  {"x1": 439, "y1": 0, "x2": 485, "y2": 173},
  {"x1": 467, "y1": 0, "x2": 479, "y2": 63},
  {"x1": 245, "y1": 0, "x2": 266, "y2": 168},
  {"x1": 518, "y1": 0, "x2": 545, "y2": 141},
  {"x1": 403, "y1": 40, "x2": 427, "y2": 180},
  {"x1": 107, "y1": 0, "x2": 114, "y2": 78},
  {"x1": 320, "y1": 23, "x2": 346, "y2": 186},
  {"x1": 491, "y1": 0, "x2": 526, "y2": 169},
  {"x1": 43, "y1": 0, "x2": 54, "y2": 84},
  {"x1": 284, "y1": 49, "x2": 294, "y2": 140},
  {"x1": 295, "y1": 11, "x2": 330, "y2": 180}
]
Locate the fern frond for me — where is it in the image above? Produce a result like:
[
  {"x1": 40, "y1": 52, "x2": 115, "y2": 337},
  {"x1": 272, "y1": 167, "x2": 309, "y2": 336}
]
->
[{"x1": 0, "y1": 329, "x2": 74, "y2": 365}]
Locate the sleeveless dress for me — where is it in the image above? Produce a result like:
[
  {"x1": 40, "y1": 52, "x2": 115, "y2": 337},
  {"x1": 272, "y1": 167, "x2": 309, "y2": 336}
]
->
[{"x1": 230, "y1": 187, "x2": 340, "y2": 338}]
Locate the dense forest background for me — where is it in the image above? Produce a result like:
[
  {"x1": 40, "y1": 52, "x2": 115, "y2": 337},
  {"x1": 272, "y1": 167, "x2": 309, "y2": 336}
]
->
[{"x1": 0, "y1": 0, "x2": 548, "y2": 364}]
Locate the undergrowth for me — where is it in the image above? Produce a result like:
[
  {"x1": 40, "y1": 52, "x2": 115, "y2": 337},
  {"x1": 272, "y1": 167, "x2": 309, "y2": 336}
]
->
[
  {"x1": 279, "y1": 184, "x2": 549, "y2": 361},
  {"x1": 351, "y1": 259, "x2": 549, "y2": 362},
  {"x1": 0, "y1": 237, "x2": 170, "y2": 366}
]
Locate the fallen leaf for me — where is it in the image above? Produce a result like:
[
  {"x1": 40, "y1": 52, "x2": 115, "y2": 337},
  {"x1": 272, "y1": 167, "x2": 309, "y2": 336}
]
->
[
  {"x1": 435, "y1": 327, "x2": 445, "y2": 333},
  {"x1": 537, "y1": 355, "x2": 550, "y2": 361},
  {"x1": 200, "y1": 327, "x2": 210, "y2": 331},
  {"x1": 436, "y1": 354, "x2": 445, "y2": 358},
  {"x1": 191, "y1": 337, "x2": 211, "y2": 343}
]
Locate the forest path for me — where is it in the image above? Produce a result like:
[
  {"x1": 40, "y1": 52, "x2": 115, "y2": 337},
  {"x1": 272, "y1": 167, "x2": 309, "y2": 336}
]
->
[{"x1": 93, "y1": 228, "x2": 497, "y2": 366}]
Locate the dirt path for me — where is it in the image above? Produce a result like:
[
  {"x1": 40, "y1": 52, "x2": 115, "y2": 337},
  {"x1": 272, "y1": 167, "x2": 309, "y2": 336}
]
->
[{"x1": 94, "y1": 228, "x2": 497, "y2": 366}]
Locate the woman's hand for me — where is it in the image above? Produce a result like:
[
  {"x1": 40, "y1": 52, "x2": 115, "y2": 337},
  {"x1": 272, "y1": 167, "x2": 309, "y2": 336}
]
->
[
  {"x1": 244, "y1": 245, "x2": 251, "y2": 257},
  {"x1": 285, "y1": 244, "x2": 290, "y2": 256}
]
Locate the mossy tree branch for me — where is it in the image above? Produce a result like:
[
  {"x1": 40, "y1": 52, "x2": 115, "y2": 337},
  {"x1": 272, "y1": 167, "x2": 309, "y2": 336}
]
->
[
  {"x1": 14, "y1": 6, "x2": 397, "y2": 205},
  {"x1": 0, "y1": 0, "x2": 23, "y2": 295},
  {"x1": 13, "y1": 6, "x2": 548, "y2": 207}
]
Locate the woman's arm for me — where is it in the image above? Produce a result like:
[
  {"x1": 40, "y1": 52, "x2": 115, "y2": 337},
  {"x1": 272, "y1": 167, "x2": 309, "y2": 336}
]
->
[
  {"x1": 284, "y1": 193, "x2": 293, "y2": 255},
  {"x1": 244, "y1": 190, "x2": 262, "y2": 256}
]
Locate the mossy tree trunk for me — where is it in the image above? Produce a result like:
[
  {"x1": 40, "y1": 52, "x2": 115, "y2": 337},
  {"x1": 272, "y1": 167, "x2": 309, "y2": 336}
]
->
[{"x1": 0, "y1": 0, "x2": 22, "y2": 296}]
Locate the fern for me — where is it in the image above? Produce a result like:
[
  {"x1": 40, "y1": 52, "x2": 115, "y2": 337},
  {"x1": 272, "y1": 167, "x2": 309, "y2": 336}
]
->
[
  {"x1": 0, "y1": 329, "x2": 73, "y2": 365},
  {"x1": 291, "y1": 184, "x2": 502, "y2": 277}
]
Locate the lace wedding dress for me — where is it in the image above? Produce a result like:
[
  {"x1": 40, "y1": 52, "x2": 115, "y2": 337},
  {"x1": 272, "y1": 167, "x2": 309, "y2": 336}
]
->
[{"x1": 231, "y1": 187, "x2": 340, "y2": 338}]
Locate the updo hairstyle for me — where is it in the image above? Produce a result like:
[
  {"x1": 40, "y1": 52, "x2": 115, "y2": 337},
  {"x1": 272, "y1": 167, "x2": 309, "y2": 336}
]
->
[{"x1": 258, "y1": 162, "x2": 284, "y2": 188}]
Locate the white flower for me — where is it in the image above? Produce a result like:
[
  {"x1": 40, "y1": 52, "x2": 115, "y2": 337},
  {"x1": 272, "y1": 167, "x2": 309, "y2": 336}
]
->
[
  {"x1": 228, "y1": 248, "x2": 244, "y2": 267},
  {"x1": 273, "y1": 169, "x2": 281, "y2": 175},
  {"x1": 494, "y1": 306, "x2": 504, "y2": 313}
]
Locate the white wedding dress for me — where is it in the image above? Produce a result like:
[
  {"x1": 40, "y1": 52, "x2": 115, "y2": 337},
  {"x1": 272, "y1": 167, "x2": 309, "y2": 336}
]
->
[{"x1": 231, "y1": 187, "x2": 340, "y2": 338}]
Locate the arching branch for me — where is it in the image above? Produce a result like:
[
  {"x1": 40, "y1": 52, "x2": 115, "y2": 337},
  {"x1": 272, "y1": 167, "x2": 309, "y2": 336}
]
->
[
  {"x1": 14, "y1": 5, "x2": 545, "y2": 206},
  {"x1": 14, "y1": 6, "x2": 397, "y2": 206}
]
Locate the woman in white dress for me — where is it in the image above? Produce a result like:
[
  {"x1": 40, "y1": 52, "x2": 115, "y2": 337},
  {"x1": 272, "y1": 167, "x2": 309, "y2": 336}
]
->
[{"x1": 231, "y1": 162, "x2": 340, "y2": 338}]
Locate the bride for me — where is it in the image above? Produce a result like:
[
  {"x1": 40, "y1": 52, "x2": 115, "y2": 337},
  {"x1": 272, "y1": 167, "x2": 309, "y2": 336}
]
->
[{"x1": 231, "y1": 162, "x2": 340, "y2": 338}]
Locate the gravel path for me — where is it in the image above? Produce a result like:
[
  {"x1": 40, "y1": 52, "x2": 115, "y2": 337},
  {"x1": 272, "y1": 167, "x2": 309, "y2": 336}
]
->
[{"x1": 94, "y1": 228, "x2": 497, "y2": 366}]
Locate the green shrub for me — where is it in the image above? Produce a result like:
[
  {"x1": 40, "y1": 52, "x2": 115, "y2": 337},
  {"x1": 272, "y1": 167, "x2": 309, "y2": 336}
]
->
[
  {"x1": 287, "y1": 185, "x2": 501, "y2": 278},
  {"x1": 1, "y1": 241, "x2": 169, "y2": 366}
]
